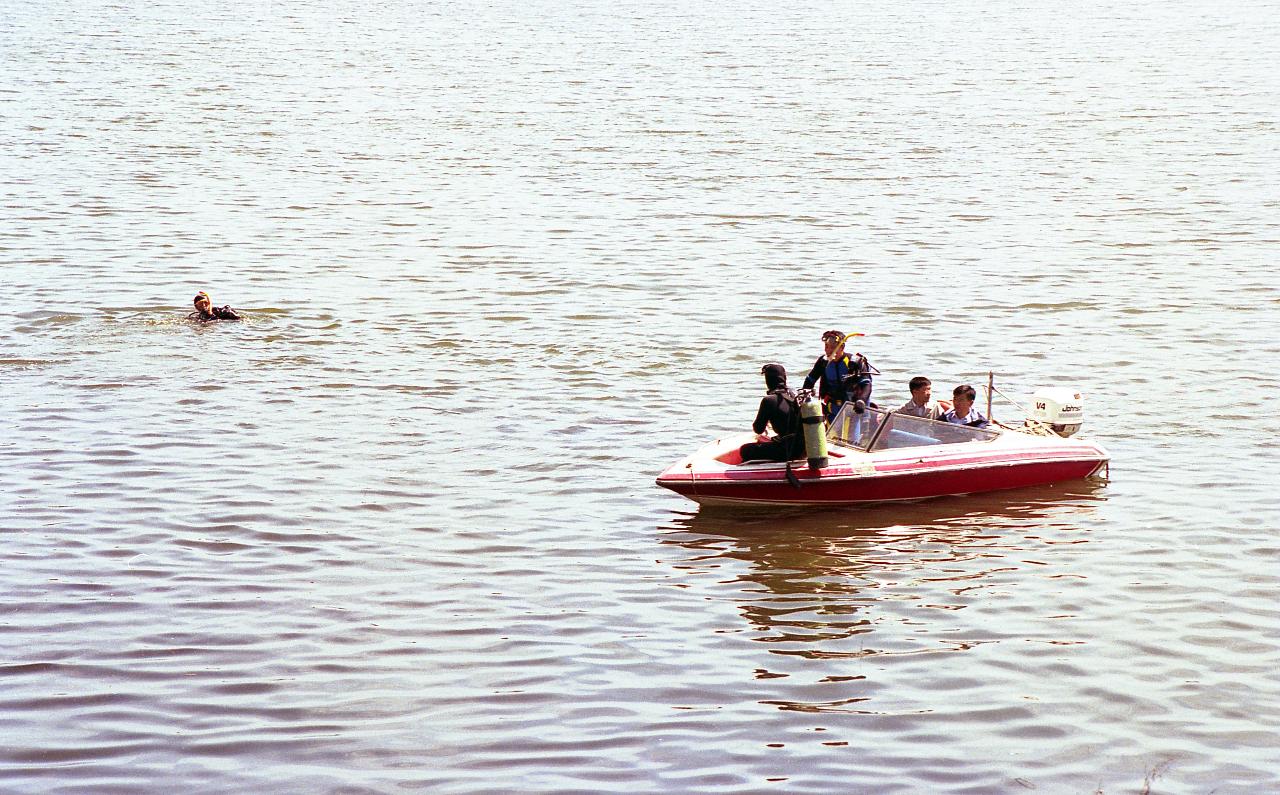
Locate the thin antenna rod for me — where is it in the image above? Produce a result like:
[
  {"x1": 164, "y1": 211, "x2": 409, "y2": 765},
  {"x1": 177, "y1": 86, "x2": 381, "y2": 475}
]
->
[{"x1": 987, "y1": 371, "x2": 994, "y2": 421}]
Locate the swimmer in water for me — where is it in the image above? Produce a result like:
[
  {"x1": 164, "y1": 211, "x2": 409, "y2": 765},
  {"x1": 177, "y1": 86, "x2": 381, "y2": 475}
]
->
[{"x1": 188, "y1": 291, "x2": 242, "y2": 322}]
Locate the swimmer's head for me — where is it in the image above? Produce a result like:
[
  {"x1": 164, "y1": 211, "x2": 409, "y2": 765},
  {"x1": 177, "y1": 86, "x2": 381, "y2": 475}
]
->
[{"x1": 194, "y1": 291, "x2": 210, "y2": 308}]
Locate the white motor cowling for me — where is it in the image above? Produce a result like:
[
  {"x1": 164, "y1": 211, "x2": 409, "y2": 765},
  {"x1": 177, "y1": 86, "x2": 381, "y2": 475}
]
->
[{"x1": 1031, "y1": 388, "x2": 1085, "y2": 437}]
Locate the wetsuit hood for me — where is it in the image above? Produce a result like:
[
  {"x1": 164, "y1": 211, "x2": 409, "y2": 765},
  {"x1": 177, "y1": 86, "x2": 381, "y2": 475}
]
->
[{"x1": 761, "y1": 363, "x2": 788, "y2": 392}]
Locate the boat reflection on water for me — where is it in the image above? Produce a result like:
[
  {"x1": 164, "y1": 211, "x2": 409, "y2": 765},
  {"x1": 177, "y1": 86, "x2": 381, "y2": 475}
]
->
[{"x1": 656, "y1": 482, "x2": 1107, "y2": 714}]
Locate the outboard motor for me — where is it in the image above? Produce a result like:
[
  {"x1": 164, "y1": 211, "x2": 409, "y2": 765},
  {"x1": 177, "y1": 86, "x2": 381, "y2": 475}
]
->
[{"x1": 1031, "y1": 388, "x2": 1085, "y2": 437}]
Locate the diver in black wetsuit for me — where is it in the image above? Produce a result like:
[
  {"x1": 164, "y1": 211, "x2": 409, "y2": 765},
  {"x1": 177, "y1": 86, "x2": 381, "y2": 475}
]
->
[
  {"x1": 188, "y1": 291, "x2": 242, "y2": 322},
  {"x1": 738, "y1": 363, "x2": 803, "y2": 463}
]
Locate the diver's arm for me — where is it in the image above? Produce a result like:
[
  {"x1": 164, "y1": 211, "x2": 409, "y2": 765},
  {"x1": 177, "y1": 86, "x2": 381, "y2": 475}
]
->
[
  {"x1": 752, "y1": 398, "x2": 771, "y2": 439},
  {"x1": 801, "y1": 357, "x2": 824, "y2": 390}
]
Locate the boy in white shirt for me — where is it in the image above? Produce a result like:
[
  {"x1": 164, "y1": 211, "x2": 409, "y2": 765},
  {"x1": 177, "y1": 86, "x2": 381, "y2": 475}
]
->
[
  {"x1": 939, "y1": 384, "x2": 989, "y2": 427},
  {"x1": 897, "y1": 376, "x2": 949, "y2": 420}
]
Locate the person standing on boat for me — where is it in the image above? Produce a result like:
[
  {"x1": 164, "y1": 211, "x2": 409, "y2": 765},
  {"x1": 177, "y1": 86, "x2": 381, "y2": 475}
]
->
[
  {"x1": 897, "y1": 376, "x2": 950, "y2": 420},
  {"x1": 188, "y1": 291, "x2": 242, "y2": 322},
  {"x1": 939, "y1": 384, "x2": 990, "y2": 427},
  {"x1": 738, "y1": 363, "x2": 803, "y2": 462},
  {"x1": 802, "y1": 330, "x2": 875, "y2": 421}
]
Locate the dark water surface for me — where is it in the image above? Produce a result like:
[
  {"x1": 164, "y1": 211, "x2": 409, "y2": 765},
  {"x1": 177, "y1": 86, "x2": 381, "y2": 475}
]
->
[{"x1": 3, "y1": 0, "x2": 1279, "y2": 792}]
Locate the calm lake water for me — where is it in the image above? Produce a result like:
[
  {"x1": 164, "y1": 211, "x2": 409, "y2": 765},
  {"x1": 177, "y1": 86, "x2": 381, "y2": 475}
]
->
[{"x1": 3, "y1": 0, "x2": 1279, "y2": 791}]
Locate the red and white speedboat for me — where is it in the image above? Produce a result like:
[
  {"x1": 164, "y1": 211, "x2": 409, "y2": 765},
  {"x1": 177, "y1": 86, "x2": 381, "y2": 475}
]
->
[{"x1": 656, "y1": 389, "x2": 1109, "y2": 508}]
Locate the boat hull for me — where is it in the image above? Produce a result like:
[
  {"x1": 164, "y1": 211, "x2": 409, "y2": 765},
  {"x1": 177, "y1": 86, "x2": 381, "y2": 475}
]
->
[{"x1": 656, "y1": 431, "x2": 1109, "y2": 507}]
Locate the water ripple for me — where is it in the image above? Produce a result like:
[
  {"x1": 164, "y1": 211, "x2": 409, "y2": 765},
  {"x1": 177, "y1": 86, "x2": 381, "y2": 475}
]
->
[{"x1": 2, "y1": 0, "x2": 1279, "y2": 791}]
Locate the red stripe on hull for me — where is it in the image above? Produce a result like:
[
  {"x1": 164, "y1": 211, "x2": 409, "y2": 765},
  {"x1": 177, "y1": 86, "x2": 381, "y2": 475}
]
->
[{"x1": 659, "y1": 457, "x2": 1104, "y2": 506}]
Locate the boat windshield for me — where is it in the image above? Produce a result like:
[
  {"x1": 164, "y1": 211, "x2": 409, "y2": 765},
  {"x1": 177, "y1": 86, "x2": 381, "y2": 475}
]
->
[{"x1": 827, "y1": 404, "x2": 1001, "y2": 452}]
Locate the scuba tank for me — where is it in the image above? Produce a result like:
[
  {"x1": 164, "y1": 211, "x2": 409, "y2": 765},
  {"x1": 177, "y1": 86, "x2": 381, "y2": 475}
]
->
[{"x1": 800, "y1": 393, "x2": 828, "y2": 470}]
